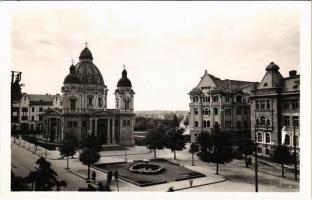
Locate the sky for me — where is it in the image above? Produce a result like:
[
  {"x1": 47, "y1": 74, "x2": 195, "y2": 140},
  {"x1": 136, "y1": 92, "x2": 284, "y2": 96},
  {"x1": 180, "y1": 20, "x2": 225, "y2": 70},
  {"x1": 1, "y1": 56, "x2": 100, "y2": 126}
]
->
[{"x1": 10, "y1": 2, "x2": 300, "y2": 111}]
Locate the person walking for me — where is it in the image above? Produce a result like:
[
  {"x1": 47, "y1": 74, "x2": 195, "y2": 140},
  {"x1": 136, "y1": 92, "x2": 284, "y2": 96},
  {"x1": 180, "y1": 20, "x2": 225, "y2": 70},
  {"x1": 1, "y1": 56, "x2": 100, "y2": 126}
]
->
[
  {"x1": 92, "y1": 171, "x2": 96, "y2": 183},
  {"x1": 107, "y1": 171, "x2": 113, "y2": 185}
]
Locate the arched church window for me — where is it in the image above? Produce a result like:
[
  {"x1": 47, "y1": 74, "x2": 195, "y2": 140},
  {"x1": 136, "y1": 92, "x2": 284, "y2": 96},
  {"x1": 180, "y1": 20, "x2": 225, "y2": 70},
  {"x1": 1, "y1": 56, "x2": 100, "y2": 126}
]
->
[
  {"x1": 260, "y1": 116, "x2": 266, "y2": 125},
  {"x1": 284, "y1": 134, "x2": 290, "y2": 145},
  {"x1": 265, "y1": 132, "x2": 271, "y2": 143},
  {"x1": 70, "y1": 99, "x2": 76, "y2": 110},
  {"x1": 98, "y1": 97, "x2": 103, "y2": 107},
  {"x1": 214, "y1": 108, "x2": 218, "y2": 115}
]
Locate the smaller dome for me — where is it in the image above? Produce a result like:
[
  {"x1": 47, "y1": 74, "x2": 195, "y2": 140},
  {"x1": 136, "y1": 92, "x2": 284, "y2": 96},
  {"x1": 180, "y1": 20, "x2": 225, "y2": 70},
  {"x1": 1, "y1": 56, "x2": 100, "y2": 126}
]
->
[
  {"x1": 64, "y1": 64, "x2": 81, "y2": 84},
  {"x1": 266, "y1": 62, "x2": 280, "y2": 71},
  {"x1": 79, "y1": 47, "x2": 93, "y2": 61},
  {"x1": 117, "y1": 69, "x2": 132, "y2": 87},
  {"x1": 189, "y1": 87, "x2": 202, "y2": 95}
]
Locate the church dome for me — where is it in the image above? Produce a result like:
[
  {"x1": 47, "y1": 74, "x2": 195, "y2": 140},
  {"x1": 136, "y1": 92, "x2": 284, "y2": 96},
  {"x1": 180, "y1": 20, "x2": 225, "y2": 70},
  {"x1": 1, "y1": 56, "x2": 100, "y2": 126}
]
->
[
  {"x1": 79, "y1": 47, "x2": 93, "y2": 61},
  {"x1": 76, "y1": 61, "x2": 104, "y2": 85},
  {"x1": 117, "y1": 68, "x2": 132, "y2": 87},
  {"x1": 64, "y1": 64, "x2": 81, "y2": 84},
  {"x1": 266, "y1": 62, "x2": 280, "y2": 71}
]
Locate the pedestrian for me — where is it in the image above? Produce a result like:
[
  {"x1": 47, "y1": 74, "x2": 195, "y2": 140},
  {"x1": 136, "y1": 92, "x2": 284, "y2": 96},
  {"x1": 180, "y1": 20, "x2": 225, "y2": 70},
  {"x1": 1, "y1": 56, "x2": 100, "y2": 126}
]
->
[
  {"x1": 92, "y1": 171, "x2": 96, "y2": 183},
  {"x1": 107, "y1": 171, "x2": 112, "y2": 185}
]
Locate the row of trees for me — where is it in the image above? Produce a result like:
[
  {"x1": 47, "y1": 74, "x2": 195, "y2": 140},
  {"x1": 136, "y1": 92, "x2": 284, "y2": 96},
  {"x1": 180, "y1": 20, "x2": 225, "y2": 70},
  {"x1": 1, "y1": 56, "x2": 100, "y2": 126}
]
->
[
  {"x1": 144, "y1": 116, "x2": 294, "y2": 177},
  {"x1": 144, "y1": 115, "x2": 188, "y2": 160}
]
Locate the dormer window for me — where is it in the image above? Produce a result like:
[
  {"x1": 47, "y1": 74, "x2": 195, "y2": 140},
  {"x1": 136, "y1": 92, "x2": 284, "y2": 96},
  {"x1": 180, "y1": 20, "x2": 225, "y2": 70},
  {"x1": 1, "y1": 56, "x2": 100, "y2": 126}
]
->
[{"x1": 263, "y1": 83, "x2": 267, "y2": 87}]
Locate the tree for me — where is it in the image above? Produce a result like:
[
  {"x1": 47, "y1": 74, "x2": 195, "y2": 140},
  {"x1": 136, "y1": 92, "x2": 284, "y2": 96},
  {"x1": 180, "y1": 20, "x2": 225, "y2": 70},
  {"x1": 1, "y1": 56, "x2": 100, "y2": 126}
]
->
[
  {"x1": 165, "y1": 127, "x2": 187, "y2": 160},
  {"x1": 82, "y1": 135, "x2": 97, "y2": 149},
  {"x1": 271, "y1": 145, "x2": 292, "y2": 177},
  {"x1": 237, "y1": 136, "x2": 254, "y2": 168},
  {"x1": 189, "y1": 143, "x2": 199, "y2": 166},
  {"x1": 183, "y1": 117, "x2": 190, "y2": 129},
  {"x1": 79, "y1": 148, "x2": 100, "y2": 180},
  {"x1": 59, "y1": 142, "x2": 75, "y2": 169},
  {"x1": 144, "y1": 126, "x2": 166, "y2": 158},
  {"x1": 197, "y1": 123, "x2": 234, "y2": 174}
]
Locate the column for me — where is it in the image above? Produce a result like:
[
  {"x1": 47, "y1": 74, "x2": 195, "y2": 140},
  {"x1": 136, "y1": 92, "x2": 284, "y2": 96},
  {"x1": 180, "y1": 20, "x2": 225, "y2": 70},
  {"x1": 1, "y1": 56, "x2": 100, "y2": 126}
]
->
[
  {"x1": 190, "y1": 107, "x2": 195, "y2": 128},
  {"x1": 94, "y1": 118, "x2": 98, "y2": 137},
  {"x1": 89, "y1": 118, "x2": 93, "y2": 136},
  {"x1": 112, "y1": 119, "x2": 115, "y2": 144},
  {"x1": 107, "y1": 118, "x2": 111, "y2": 144}
]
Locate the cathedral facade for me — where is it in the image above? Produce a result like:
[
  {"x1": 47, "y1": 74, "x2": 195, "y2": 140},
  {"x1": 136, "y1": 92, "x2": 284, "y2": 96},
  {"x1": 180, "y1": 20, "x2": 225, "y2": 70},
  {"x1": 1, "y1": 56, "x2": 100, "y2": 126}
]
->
[{"x1": 42, "y1": 44, "x2": 135, "y2": 146}]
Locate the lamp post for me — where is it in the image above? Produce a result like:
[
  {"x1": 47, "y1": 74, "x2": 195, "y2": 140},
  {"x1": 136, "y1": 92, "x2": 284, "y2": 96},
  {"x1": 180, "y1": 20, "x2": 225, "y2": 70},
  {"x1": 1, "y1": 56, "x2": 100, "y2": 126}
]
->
[
  {"x1": 254, "y1": 124, "x2": 258, "y2": 192},
  {"x1": 293, "y1": 118, "x2": 297, "y2": 180}
]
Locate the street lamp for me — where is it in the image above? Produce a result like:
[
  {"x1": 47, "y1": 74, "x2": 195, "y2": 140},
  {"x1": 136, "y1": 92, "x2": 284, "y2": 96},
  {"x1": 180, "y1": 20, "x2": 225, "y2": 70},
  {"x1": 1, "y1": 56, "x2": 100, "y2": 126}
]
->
[
  {"x1": 254, "y1": 124, "x2": 259, "y2": 192},
  {"x1": 293, "y1": 118, "x2": 298, "y2": 180}
]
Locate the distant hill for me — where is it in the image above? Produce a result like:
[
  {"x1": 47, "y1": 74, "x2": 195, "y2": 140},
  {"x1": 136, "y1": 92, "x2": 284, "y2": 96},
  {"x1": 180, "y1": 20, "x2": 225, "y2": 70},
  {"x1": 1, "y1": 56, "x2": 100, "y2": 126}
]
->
[{"x1": 135, "y1": 110, "x2": 189, "y2": 120}]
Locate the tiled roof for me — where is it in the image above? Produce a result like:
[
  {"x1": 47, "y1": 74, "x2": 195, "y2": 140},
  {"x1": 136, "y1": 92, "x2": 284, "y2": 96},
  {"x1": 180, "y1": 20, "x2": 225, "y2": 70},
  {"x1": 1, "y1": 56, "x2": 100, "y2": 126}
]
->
[{"x1": 26, "y1": 94, "x2": 62, "y2": 103}]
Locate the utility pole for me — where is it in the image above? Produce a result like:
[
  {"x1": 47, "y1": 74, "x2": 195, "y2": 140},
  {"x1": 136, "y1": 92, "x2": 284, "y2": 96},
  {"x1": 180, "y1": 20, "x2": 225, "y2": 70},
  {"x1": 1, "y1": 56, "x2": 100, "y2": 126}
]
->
[
  {"x1": 293, "y1": 118, "x2": 297, "y2": 180},
  {"x1": 254, "y1": 124, "x2": 258, "y2": 192}
]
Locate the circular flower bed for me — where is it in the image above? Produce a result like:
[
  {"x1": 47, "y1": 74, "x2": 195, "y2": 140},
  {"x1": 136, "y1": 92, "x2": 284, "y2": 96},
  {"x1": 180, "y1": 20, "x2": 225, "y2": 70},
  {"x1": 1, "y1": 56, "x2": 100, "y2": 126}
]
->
[{"x1": 129, "y1": 163, "x2": 164, "y2": 175}]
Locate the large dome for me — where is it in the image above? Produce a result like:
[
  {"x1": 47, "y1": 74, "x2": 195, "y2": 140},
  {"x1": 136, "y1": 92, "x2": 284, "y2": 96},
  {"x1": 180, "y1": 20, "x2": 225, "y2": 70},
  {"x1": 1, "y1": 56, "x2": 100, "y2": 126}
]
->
[
  {"x1": 117, "y1": 69, "x2": 132, "y2": 87},
  {"x1": 76, "y1": 61, "x2": 104, "y2": 85}
]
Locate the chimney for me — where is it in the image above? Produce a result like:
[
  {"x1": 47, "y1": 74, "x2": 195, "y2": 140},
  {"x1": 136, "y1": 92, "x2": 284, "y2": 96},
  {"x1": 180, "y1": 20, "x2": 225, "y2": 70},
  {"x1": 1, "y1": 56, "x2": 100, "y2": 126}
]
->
[{"x1": 289, "y1": 70, "x2": 297, "y2": 78}]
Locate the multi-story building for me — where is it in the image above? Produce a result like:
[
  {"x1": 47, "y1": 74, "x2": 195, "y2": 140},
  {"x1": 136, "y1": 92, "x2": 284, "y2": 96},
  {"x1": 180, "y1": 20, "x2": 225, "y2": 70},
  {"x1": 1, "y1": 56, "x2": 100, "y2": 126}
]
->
[
  {"x1": 11, "y1": 93, "x2": 62, "y2": 132},
  {"x1": 188, "y1": 70, "x2": 258, "y2": 142},
  {"x1": 42, "y1": 44, "x2": 135, "y2": 146},
  {"x1": 250, "y1": 62, "x2": 300, "y2": 156}
]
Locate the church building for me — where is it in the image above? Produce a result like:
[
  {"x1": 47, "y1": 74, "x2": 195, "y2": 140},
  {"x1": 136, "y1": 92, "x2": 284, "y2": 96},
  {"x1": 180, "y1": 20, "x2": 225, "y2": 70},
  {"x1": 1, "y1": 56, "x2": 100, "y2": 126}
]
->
[{"x1": 42, "y1": 44, "x2": 135, "y2": 146}]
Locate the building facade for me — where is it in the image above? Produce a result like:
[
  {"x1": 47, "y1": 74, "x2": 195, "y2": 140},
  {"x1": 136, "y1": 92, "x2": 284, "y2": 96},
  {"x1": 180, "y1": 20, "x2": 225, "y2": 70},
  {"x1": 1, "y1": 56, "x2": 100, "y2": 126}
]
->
[
  {"x1": 11, "y1": 93, "x2": 62, "y2": 133},
  {"x1": 42, "y1": 44, "x2": 135, "y2": 146},
  {"x1": 250, "y1": 62, "x2": 300, "y2": 156},
  {"x1": 188, "y1": 70, "x2": 258, "y2": 142}
]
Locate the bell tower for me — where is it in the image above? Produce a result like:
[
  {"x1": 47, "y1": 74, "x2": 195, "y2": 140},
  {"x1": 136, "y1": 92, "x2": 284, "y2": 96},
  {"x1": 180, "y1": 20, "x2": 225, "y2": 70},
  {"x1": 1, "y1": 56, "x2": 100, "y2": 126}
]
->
[{"x1": 115, "y1": 66, "x2": 135, "y2": 112}]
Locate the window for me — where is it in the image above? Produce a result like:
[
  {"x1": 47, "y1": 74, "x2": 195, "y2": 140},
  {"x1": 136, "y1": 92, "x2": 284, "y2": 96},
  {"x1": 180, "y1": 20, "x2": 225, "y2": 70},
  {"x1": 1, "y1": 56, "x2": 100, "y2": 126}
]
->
[
  {"x1": 293, "y1": 85, "x2": 299, "y2": 89},
  {"x1": 214, "y1": 108, "x2": 218, "y2": 115},
  {"x1": 237, "y1": 121, "x2": 241, "y2": 128},
  {"x1": 203, "y1": 108, "x2": 209, "y2": 115},
  {"x1": 73, "y1": 121, "x2": 77, "y2": 127},
  {"x1": 244, "y1": 107, "x2": 248, "y2": 115},
  {"x1": 39, "y1": 107, "x2": 43, "y2": 112},
  {"x1": 284, "y1": 116, "x2": 290, "y2": 126},
  {"x1": 236, "y1": 108, "x2": 241, "y2": 115},
  {"x1": 236, "y1": 96, "x2": 242, "y2": 103},
  {"x1": 22, "y1": 107, "x2": 28, "y2": 112},
  {"x1": 284, "y1": 134, "x2": 290, "y2": 145},
  {"x1": 88, "y1": 97, "x2": 93, "y2": 106},
  {"x1": 256, "y1": 119, "x2": 260, "y2": 125},
  {"x1": 82, "y1": 121, "x2": 86, "y2": 127},
  {"x1": 292, "y1": 100, "x2": 299, "y2": 110},
  {"x1": 283, "y1": 101, "x2": 289, "y2": 111},
  {"x1": 32, "y1": 107, "x2": 35, "y2": 112},
  {"x1": 293, "y1": 116, "x2": 299, "y2": 126},
  {"x1": 21, "y1": 116, "x2": 28, "y2": 120},
  {"x1": 127, "y1": 120, "x2": 130, "y2": 126},
  {"x1": 265, "y1": 149, "x2": 270, "y2": 155},
  {"x1": 195, "y1": 121, "x2": 198, "y2": 127},
  {"x1": 260, "y1": 116, "x2": 266, "y2": 125},
  {"x1": 260, "y1": 100, "x2": 265, "y2": 110},
  {"x1": 294, "y1": 135, "x2": 299, "y2": 147},
  {"x1": 125, "y1": 100, "x2": 130, "y2": 110},
  {"x1": 266, "y1": 100, "x2": 271, "y2": 109},
  {"x1": 32, "y1": 116, "x2": 34, "y2": 121},
  {"x1": 266, "y1": 119, "x2": 270, "y2": 126},
  {"x1": 257, "y1": 132, "x2": 263, "y2": 142},
  {"x1": 203, "y1": 121, "x2": 206, "y2": 128},
  {"x1": 225, "y1": 109, "x2": 231, "y2": 116},
  {"x1": 225, "y1": 121, "x2": 232, "y2": 128},
  {"x1": 213, "y1": 96, "x2": 218, "y2": 102},
  {"x1": 207, "y1": 120, "x2": 210, "y2": 128},
  {"x1": 263, "y1": 83, "x2": 267, "y2": 87},
  {"x1": 70, "y1": 99, "x2": 76, "y2": 110},
  {"x1": 98, "y1": 98, "x2": 103, "y2": 107},
  {"x1": 226, "y1": 96, "x2": 230, "y2": 102},
  {"x1": 256, "y1": 101, "x2": 260, "y2": 110},
  {"x1": 194, "y1": 108, "x2": 198, "y2": 115},
  {"x1": 265, "y1": 133, "x2": 271, "y2": 143},
  {"x1": 257, "y1": 147, "x2": 262, "y2": 154},
  {"x1": 123, "y1": 120, "x2": 127, "y2": 126}
]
